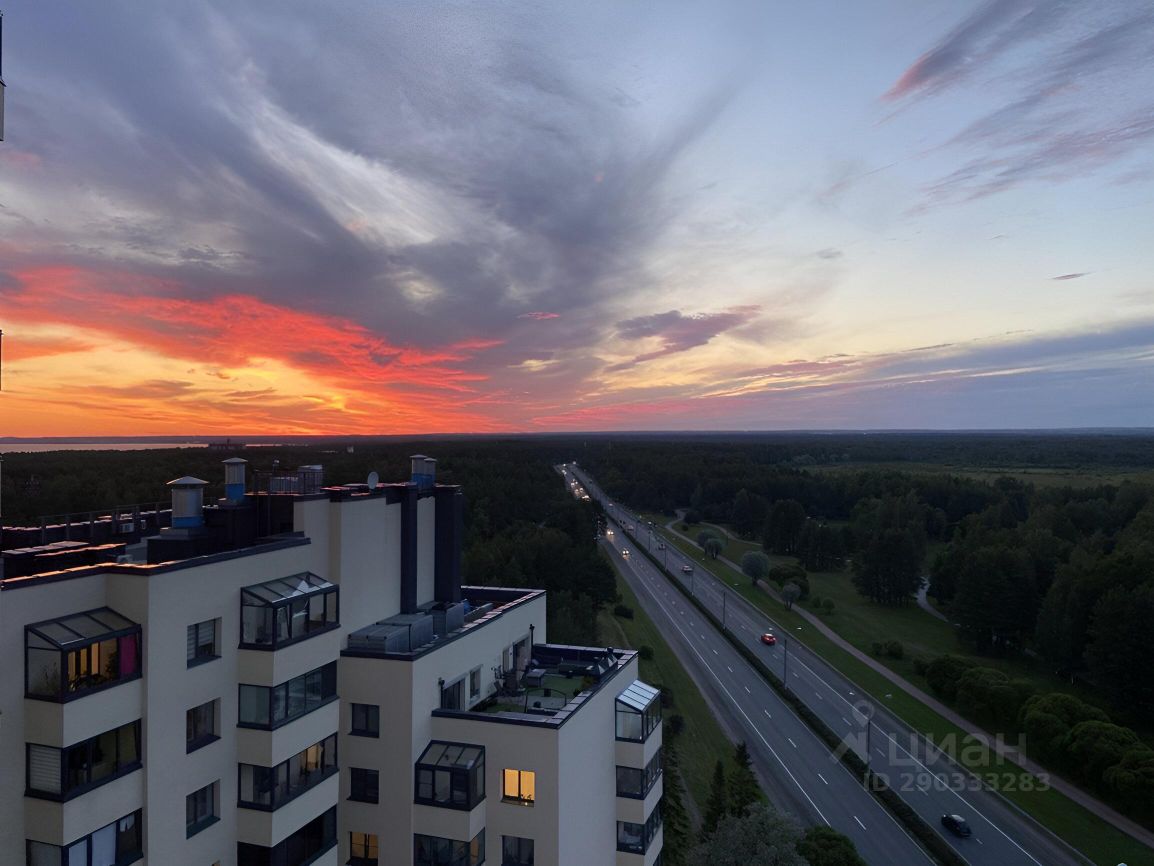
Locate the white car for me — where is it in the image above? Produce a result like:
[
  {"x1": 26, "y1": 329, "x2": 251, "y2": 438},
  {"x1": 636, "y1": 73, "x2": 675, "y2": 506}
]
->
[{"x1": 621, "y1": 549, "x2": 630, "y2": 557}]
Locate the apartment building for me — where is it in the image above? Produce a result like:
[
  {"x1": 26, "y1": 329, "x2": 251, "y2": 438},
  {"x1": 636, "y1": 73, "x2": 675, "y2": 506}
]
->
[{"x1": 0, "y1": 456, "x2": 663, "y2": 866}]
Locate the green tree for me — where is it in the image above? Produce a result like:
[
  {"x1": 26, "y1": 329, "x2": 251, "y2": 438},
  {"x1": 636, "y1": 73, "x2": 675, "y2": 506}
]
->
[
  {"x1": 852, "y1": 527, "x2": 922, "y2": 605},
  {"x1": 728, "y1": 742, "x2": 760, "y2": 817},
  {"x1": 660, "y1": 739, "x2": 692, "y2": 866},
  {"x1": 796, "y1": 826, "x2": 868, "y2": 866},
  {"x1": 741, "y1": 551, "x2": 771, "y2": 585},
  {"x1": 1065, "y1": 721, "x2": 1142, "y2": 785},
  {"x1": 953, "y1": 544, "x2": 1037, "y2": 654},
  {"x1": 732, "y1": 489, "x2": 767, "y2": 539},
  {"x1": 782, "y1": 582, "x2": 801, "y2": 611},
  {"x1": 1019, "y1": 693, "x2": 1110, "y2": 763},
  {"x1": 924, "y1": 655, "x2": 977, "y2": 703},
  {"x1": 702, "y1": 760, "x2": 728, "y2": 837},
  {"x1": 689, "y1": 803, "x2": 806, "y2": 866},
  {"x1": 697, "y1": 528, "x2": 723, "y2": 550},
  {"x1": 954, "y1": 667, "x2": 1034, "y2": 731},
  {"x1": 764, "y1": 499, "x2": 807, "y2": 555},
  {"x1": 1085, "y1": 583, "x2": 1154, "y2": 715},
  {"x1": 1104, "y1": 748, "x2": 1154, "y2": 818},
  {"x1": 704, "y1": 537, "x2": 724, "y2": 560}
]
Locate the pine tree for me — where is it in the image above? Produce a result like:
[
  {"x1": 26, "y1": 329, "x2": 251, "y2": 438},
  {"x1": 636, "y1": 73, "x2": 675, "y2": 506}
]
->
[
  {"x1": 702, "y1": 760, "x2": 728, "y2": 838},
  {"x1": 660, "y1": 740, "x2": 691, "y2": 866},
  {"x1": 728, "y1": 741, "x2": 760, "y2": 817}
]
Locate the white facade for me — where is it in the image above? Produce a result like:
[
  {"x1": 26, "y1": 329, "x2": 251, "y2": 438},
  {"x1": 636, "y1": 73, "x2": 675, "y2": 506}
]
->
[{"x1": 0, "y1": 460, "x2": 663, "y2": 866}]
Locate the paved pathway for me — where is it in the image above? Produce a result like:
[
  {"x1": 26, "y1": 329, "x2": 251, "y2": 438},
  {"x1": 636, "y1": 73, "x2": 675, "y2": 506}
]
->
[
  {"x1": 916, "y1": 583, "x2": 950, "y2": 622},
  {"x1": 662, "y1": 515, "x2": 1154, "y2": 852}
]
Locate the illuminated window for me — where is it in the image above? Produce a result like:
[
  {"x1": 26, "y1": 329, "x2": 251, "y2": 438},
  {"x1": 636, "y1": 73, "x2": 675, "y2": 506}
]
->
[
  {"x1": 503, "y1": 768, "x2": 535, "y2": 804},
  {"x1": 350, "y1": 831, "x2": 379, "y2": 865}
]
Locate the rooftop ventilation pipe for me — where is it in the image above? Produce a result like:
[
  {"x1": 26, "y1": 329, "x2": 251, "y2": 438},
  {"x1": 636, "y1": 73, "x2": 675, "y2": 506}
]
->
[
  {"x1": 222, "y1": 457, "x2": 248, "y2": 503},
  {"x1": 410, "y1": 454, "x2": 434, "y2": 490},
  {"x1": 167, "y1": 477, "x2": 208, "y2": 529}
]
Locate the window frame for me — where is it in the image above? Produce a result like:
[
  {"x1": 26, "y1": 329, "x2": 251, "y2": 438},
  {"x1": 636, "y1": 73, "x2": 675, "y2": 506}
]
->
[
  {"x1": 349, "y1": 831, "x2": 379, "y2": 866},
  {"x1": 501, "y1": 768, "x2": 535, "y2": 806},
  {"x1": 616, "y1": 803, "x2": 662, "y2": 855},
  {"x1": 237, "y1": 805, "x2": 336, "y2": 866},
  {"x1": 26, "y1": 721, "x2": 142, "y2": 802},
  {"x1": 349, "y1": 767, "x2": 380, "y2": 804},
  {"x1": 239, "y1": 573, "x2": 339, "y2": 651},
  {"x1": 186, "y1": 781, "x2": 219, "y2": 838},
  {"x1": 26, "y1": 809, "x2": 143, "y2": 866},
  {"x1": 413, "y1": 829, "x2": 485, "y2": 866},
  {"x1": 350, "y1": 702, "x2": 380, "y2": 738},
  {"x1": 501, "y1": 835, "x2": 535, "y2": 866},
  {"x1": 237, "y1": 734, "x2": 338, "y2": 812},
  {"x1": 414, "y1": 741, "x2": 486, "y2": 811},
  {"x1": 237, "y1": 662, "x2": 337, "y2": 730},
  {"x1": 186, "y1": 618, "x2": 220, "y2": 668},
  {"x1": 24, "y1": 608, "x2": 142, "y2": 703},
  {"x1": 186, "y1": 699, "x2": 220, "y2": 753},
  {"x1": 615, "y1": 749, "x2": 663, "y2": 799}
]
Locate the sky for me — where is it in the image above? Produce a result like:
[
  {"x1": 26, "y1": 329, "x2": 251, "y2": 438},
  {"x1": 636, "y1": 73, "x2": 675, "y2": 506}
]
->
[{"x1": 1, "y1": 0, "x2": 1152, "y2": 435}]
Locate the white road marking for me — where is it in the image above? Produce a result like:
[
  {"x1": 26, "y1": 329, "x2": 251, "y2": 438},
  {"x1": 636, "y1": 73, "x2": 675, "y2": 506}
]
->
[
  {"x1": 727, "y1": 666, "x2": 734, "y2": 673},
  {"x1": 818, "y1": 774, "x2": 828, "y2": 785},
  {"x1": 744, "y1": 686, "x2": 751, "y2": 694},
  {"x1": 763, "y1": 709, "x2": 772, "y2": 719},
  {"x1": 788, "y1": 738, "x2": 797, "y2": 748},
  {"x1": 854, "y1": 816, "x2": 866, "y2": 831}
]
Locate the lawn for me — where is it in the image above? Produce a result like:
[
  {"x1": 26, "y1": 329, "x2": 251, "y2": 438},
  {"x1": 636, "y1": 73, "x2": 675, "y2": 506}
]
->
[
  {"x1": 649, "y1": 524, "x2": 1154, "y2": 866},
  {"x1": 599, "y1": 561, "x2": 736, "y2": 818}
]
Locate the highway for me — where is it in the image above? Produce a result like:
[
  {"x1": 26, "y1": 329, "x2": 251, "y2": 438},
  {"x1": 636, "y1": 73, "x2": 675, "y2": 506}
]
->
[{"x1": 564, "y1": 465, "x2": 1092, "y2": 866}]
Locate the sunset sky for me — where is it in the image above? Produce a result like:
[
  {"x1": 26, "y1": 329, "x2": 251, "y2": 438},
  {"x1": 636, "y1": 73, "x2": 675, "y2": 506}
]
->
[{"x1": 1, "y1": 0, "x2": 1152, "y2": 435}]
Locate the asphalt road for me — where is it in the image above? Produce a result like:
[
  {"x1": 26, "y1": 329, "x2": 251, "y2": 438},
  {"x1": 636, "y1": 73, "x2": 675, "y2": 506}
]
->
[{"x1": 564, "y1": 465, "x2": 1092, "y2": 866}]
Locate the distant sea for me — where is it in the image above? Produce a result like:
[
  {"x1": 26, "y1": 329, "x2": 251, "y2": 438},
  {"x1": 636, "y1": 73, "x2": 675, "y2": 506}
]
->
[{"x1": 0, "y1": 442, "x2": 206, "y2": 453}]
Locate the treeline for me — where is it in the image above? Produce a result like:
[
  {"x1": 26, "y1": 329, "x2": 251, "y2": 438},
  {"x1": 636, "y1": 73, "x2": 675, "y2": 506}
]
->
[{"x1": 0, "y1": 440, "x2": 614, "y2": 645}]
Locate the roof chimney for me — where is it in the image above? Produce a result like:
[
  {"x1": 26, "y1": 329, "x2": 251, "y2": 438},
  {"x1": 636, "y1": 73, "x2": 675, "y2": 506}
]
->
[
  {"x1": 222, "y1": 457, "x2": 248, "y2": 503},
  {"x1": 168, "y1": 477, "x2": 208, "y2": 528},
  {"x1": 423, "y1": 457, "x2": 437, "y2": 488},
  {"x1": 410, "y1": 454, "x2": 431, "y2": 489}
]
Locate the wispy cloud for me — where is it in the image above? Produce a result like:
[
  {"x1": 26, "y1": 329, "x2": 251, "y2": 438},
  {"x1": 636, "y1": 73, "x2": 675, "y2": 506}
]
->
[{"x1": 1052, "y1": 272, "x2": 1089, "y2": 281}]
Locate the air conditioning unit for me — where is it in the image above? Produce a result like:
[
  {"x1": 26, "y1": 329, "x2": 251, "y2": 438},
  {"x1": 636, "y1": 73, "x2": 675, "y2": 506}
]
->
[{"x1": 119, "y1": 522, "x2": 135, "y2": 534}]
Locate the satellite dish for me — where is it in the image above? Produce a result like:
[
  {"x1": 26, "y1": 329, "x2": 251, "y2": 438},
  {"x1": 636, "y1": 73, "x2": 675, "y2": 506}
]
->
[{"x1": 367, "y1": 471, "x2": 379, "y2": 489}]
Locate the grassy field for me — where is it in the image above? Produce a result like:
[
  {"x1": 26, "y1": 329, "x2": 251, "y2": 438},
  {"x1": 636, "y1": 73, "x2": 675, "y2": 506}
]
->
[
  {"x1": 599, "y1": 563, "x2": 735, "y2": 817},
  {"x1": 649, "y1": 525, "x2": 1153, "y2": 866}
]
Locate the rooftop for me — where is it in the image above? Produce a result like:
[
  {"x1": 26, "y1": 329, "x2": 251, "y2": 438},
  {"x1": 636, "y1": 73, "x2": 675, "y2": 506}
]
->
[{"x1": 433, "y1": 642, "x2": 640, "y2": 730}]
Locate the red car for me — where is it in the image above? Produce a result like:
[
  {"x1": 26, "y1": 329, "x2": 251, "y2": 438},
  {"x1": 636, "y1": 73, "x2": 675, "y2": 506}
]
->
[{"x1": 760, "y1": 633, "x2": 777, "y2": 646}]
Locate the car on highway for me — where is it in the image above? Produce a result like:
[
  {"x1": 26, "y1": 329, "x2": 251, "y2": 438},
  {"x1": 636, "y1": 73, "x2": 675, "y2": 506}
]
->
[
  {"x1": 621, "y1": 549, "x2": 630, "y2": 557},
  {"x1": 941, "y1": 814, "x2": 972, "y2": 837},
  {"x1": 681, "y1": 565, "x2": 693, "y2": 573},
  {"x1": 606, "y1": 529, "x2": 614, "y2": 537},
  {"x1": 760, "y1": 633, "x2": 777, "y2": 646},
  {"x1": 657, "y1": 542, "x2": 666, "y2": 550}
]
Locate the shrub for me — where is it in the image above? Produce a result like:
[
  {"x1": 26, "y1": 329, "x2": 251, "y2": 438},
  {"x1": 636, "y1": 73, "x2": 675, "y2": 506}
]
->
[
  {"x1": 613, "y1": 604, "x2": 634, "y2": 619},
  {"x1": 659, "y1": 687, "x2": 675, "y2": 709},
  {"x1": 639, "y1": 645, "x2": 654, "y2": 661},
  {"x1": 925, "y1": 655, "x2": 977, "y2": 703},
  {"x1": 810, "y1": 595, "x2": 823, "y2": 609},
  {"x1": 885, "y1": 640, "x2": 904, "y2": 660},
  {"x1": 822, "y1": 599, "x2": 835, "y2": 615},
  {"x1": 667, "y1": 714, "x2": 686, "y2": 738},
  {"x1": 912, "y1": 656, "x2": 929, "y2": 676},
  {"x1": 871, "y1": 641, "x2": 885, "y2": 656}
]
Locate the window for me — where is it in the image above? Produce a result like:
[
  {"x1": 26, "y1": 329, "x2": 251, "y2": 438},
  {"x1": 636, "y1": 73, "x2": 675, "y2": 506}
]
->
[
  {"x1": 240, "y1": 573, "x2": 338, "y2": 650},
  {"x1": 25, "y1": 608, "x2": 141, "y2": 702},
  {"x1": 26, "y1": 721, "x2": 141, "y2": 801},
  {"x1": 414, "y1": 741, "x2": 485, "y2": 811},
  {"x1": 616, "y1": 749, "x2": 663, "y2": 799},
  {"x1": 617, "y1": 804, "x2": 662, "y2": 855},
  {"x1": 440, "y1": 678, "x2": 465, "y2": 710},
  {"x1": 186, "y1": 619, "x2": 219, "y2": 667},
  {"x1": 238, "y1": 734, "x2": 337, "y2": 811},
  {"x1": 615, "y1": 680, "x2": 661, "y2": 742},
  {"x1": 349, "y1": 768, "x2": 379, "y2": 803},
  {"x1": 186, "y1": 781, "x2": 218, "y2": 838},
  {"x1": 413, "y1": 830, "x2": 485, "y2": 866},
  {"x1": 502, "y1": 836, "x2": 534, "y2": 866},
  {"x1": 238, "y1": 662, "x2": 337, "y2": 730},
  {"x1": 502, "y1": 769, "x2": 535, "y2": 805},
  {"x1": 237, "y1": 806, "x2": 336, "y2": 866},
  {"x1": 187, "y1": 700, "x2": 219, "y2": 752},
  {"x1": 350, "y1": 703, "x2": 379, "y2": 737},
  {"x1": 469, "y1": 667, "x2": 481, "y2": 700},
  {"x1": 350, "y1": 832, "x2": 379, "y2": 866},
  {"x1": 27, "y1": 809, "x2": 142, "y2": 866}
]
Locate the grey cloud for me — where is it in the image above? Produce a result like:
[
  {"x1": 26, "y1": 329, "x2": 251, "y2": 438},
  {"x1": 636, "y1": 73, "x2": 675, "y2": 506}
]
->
[
  {"x1": 610, "y1": 305, "x2": 761, "y2": 370},
  {"x1": 1052, "y1": 273, "x2": 1089, "y2": 281}
]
